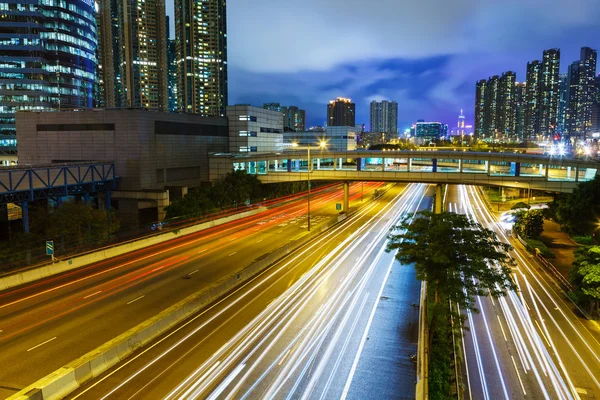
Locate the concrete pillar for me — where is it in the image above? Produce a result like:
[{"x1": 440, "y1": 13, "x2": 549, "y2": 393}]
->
[
  {"x1": 382, "y1": 158, "x2": 385, "y2": 172},
  {"x1": 343, "y1": 182, "x2": 349, "y2": 212},
  {"x1": 575, "y1": 167, "x2": 579, "y2": 182},
  {"x1": 539, "y1": 164, "x2": 543, "y2": 176},
  {"x1": 22, "y1": 201, "x2": 29, "y2": 233},
  {"x1": 514, "y1": 162, "x2": 521, "y2": 177},
  {"x1": 434, "y1": 184, "x2": 443, "y2": 214},
  {"x1": 316, "y1": 158, "x2": 320, "y2": 169},
  {"x1": 295, "y1": 159, "x2": 300, "y2": 171},
  {"x1": 357, "y1": 158, "x2": 362, "y2": 171},
  {"x1": 432, "y1": 158, "x2": 438, "y2": 173},
  {"x1": 545, "y1": 164, "x2": 549, "y2": 178},
  {"x1": 333, "y1": 158, "x2": 337, "y2": 171},
  {"x1": 407, "y1": 158, "x2": 412, "y2": 172},
  {"x1": 274, "y1": 160, "x2": 278, "y2": 171},
  {"x1": 287, "y1": 159, "x2": 292, "y2": 172},
  {"x1": 567, "y1": 166, "x2": 572, "y2": 180},
  {"x1": 485, "y1": 160, "x2": 490, "y2": 173},
  {"x1": 459, "y1": 159, "x2": 463, "y2": 173},
  {"x1": 339, "y1": 158, "x2": 343, "y2": 169}
]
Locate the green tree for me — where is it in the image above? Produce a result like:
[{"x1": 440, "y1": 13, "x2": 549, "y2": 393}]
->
[
  {"x1": 570, "y1": 246, "x2": 600, "y2": 314},
  {"x1": 514, "y1": 209, "x2": 544, "y2": 239},
  {"x1": 511, "y1": 202, "x2": 530, "y2": 210},
  {"x1": 387, "y1": 211, "x2": 516, "y2": 311},
  {"x1": 555, "y1": 176, "x2": 600, "y2": 236}
]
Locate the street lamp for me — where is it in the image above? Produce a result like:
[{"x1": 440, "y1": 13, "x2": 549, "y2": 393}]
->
[{"x1": 291, "y1": 140, "x2": 328, "y2": 231}]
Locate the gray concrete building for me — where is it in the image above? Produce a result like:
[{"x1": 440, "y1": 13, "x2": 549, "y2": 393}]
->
[
  {"x1": 227, "y1": 105, "x2": 284, "y2": 153},
  {"x1": 16, "y1": 109, "x2": 228, "y2": 224},
  {"x1": 284, "y1": 126, "x2": 357, "y2": 151}
]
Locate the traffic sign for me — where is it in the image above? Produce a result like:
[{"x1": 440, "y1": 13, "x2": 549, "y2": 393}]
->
[
  {"x1": 46, "y1": 241, "x2": 54, "y2": 256},
  {"x1": 336, "y1": 203, "x2": 342, "y2": 211}
]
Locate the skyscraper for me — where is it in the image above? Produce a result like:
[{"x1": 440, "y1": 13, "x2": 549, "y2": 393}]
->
[
  {"x1": 0, "y1": 0, "x2": 98, "y2": 152},
  {"x1": 539, "y1": 49, "x2": 561, "y2": 135},
  {"x1": 484, "y1": 75, "x2": 500, "y2": 138},
  {"x1": 370, "y1": 101, "x2": 398, "y2": 134},
  {"x1": 565, "y1": 48, "x2": 597, "y2": 137},
  {"x1": 457, "y1": 109, "x2": 466, "y2": 137},
  {"x1": 525, "y1": 60, "x2": 542, "y2": 139},
  {"x1": 288, "y1": 106, "x2": 306, "y2": 131},
  {"x1": 176, "y1": 0, "x2": 228, "y2": 117},
  {"x1": 168, "y1": 39, "x2": 178, "y2": 112},
  {"x1": 327, "y1": 98, "x2": 355, "y2": 127},
  {"x1": 498, "y1": 71, "x2": 516, "y2": 137},
  {"x1": 557, "y1": 73, "x2": 569, "y2": 134},
  {"x1": 474, "y1": 80, "x2": 487, "y2": 139},
  {"x1": 514, "y1": 83, "x2": 527, "y2": 141},
  {"x1": 99, "y1": 0, "x2": 169, "y2": 110}
]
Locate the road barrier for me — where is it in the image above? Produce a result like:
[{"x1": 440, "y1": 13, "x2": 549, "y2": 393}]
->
[
  {"x1": 6, "y1": 210, "x2": 349, "y2": 400},
  {"x1": 415, "y1": 281, "x2": 429, "y2": 400},
  {"x1": 0, "y1": 207, "x2": 266, "y2": 292}
]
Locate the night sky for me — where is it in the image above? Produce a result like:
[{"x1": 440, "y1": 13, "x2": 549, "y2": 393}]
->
[{"x1": 167, "y1": 0, "x2": 600, "y2": 132}]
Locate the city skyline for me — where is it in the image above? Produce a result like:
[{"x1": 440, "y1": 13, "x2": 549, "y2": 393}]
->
[{"x1": 164, "y1": 0, "x2": 600, "y2": 131}]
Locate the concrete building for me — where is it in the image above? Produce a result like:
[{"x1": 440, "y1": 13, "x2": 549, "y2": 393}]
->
[
  {"x1": 525, "y1": 60, "x2": 542, "y2": 139},
  {"x1": 474, "y1": 80, "x2": 487, "y2": 139},
  {"x1": 263, "y1": 103, "x2": 306, "y2": 131},
  {"x1": 414, "y1": 122, "x2": 447, "y2": 143},
  {"x1": 327, "y1": 98, "x2": 355, "y2": 127},
  {"x1": 16, "y1": 109, "x2": 228, "y2": 224},
  {"x1": 284, "y1": 126, "x2": 357, "y2": 151},
  {"x1": 227, "y1": 105, "x2": 284, "y2": 153},
  {"x1": 539, "y1": 49, "x2": 561, "y2": 136},
  {"x1": 370, "y1": 100, "x2": 398, "y2": 134}
]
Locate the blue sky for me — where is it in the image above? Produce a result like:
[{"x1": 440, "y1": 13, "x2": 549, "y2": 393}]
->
[{"x1": 167, "y1": 0, "x2": 600, "y2": 132}]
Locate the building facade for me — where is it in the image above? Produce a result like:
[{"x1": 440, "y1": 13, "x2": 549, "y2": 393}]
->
[
  {"x1": 327, "y1": 98, "x2": 355, "y2": 127},
  {"x1": 539, "y1": 49, "x2": 561, "y2": 136},
  {"x1": 474, "y1": 80, "x2": 487, "y2": 139},
  {"x1": 414, "y1": 122, "x2": 447, "y2": 143},
  {"x1": 566, "y1": 47, "x2": 597, "y2": 137},
  {"x1": 525, "y1": 60, "x2": 542, "y2": 139},
  {"x1": 557, "y1": 73, "x2": 569, "y2": 134},
  {"x1": 0, "y1": 0, "x2": 98, "y2": 154},
  {"x1": 514, "y1": 83, "x2": 526, "y2": 141},
  {"x1": 284, "y1": 126, "x2": 357, "y2": 151},
  {"x1": 227, "y1": 105, "x2": 284, "y2": 153},
  {"x1": 264, "y1": 103, "x2": 305, "y2": 131},
  {"x1": 175, "y1": 0, "x2": 227, "y2": 117},
  {"x1": 167, "y1": 39, "x2": 178, "y2": 112},
  {"x1": 369, "y1": 100, "x2": 398, "y2": 134},
  {"x1": 497, "y1": 71, "x2": 516, "y2": 138},
  {"x1": 484, "y1": 75, "x2": 500, "y2": 138}
]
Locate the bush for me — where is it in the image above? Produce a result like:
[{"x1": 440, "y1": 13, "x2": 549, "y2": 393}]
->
[
  {"x1": 572, "y1": 236, "x2": 593, "y2": 245},
  {"x1": 525, "y1": 239, "x2": 555, "y2": 258},
  {"x1": 511, "y1": 202, "x2": 530, "y2": 210},
  {"x1": 428, "y1": 302, "x2": 453, "y2": 400}
]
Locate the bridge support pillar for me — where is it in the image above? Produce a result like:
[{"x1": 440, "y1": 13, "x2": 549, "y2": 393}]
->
[
  {"x1": 339, "y1": 158, "x2": 343, "y2": 170},
  {"x1": 382, "y1": 158, "x2": 386, "y2": 172},
  {"x1": 287, "y1": 159, "x2": 292, "y2": 172},
  {"x1": 484, "y1": 160, "x2": 490, "y2": 173},
  {"x1": 539, "y1": 164, "x2": 543, "y2": 176},
  {"x1": 357, "y1": 158, "x2": 362, "y2": 171},
  {"x1": 514, "y1": 162, "x2": 521, "y2": 177},
  {"x1": 407, "y1": 158, "x2": 412, "y2": 172},
  {"x1": 22, "y1": 201, "x2": 30, "y2": 233},
  {"x1": 567, "y1": 166, "x2": 572, "y2": 180},
  {"x1": 432, "y1": 159, "x2": 438, "y2": 173},
  {"x1": 459, "y1": 159, "x2": 463, "y2": 173},
  {"x1": 316, "y1": 158, "x2": 320, "y2": 170},
  {"x1": 343, "y1": 182, "x2": 349, "y2": 213},
  {"x1": 575, "y1": 167, "x2": 579, "y2": 182},
  {"x1": 434, "y1": 185, "x2": 443, "y2": 214}
]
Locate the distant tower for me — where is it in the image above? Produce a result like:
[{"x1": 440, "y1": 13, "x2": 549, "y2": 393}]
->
[{"x1": 457, "y1": 109, "x2": 466, "y2": 136}]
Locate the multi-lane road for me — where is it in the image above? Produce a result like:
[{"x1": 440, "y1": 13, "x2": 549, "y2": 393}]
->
[
  {"x1": 0, "y1": 182, "x2": 384, "y2": 398},
  {"x1": 66, "y1": 183, "x2": 431, "y2": 400},
  {"x1": 451, "y1": 185, "x2": 600, "y2": 400}
]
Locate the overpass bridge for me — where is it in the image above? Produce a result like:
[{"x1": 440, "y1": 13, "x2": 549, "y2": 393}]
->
[{"x1": 209, "y1": 149, "x2": 600, "y2": 194}]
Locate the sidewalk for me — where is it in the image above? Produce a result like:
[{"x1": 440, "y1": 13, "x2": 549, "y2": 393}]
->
[{"x1": 539, "y1": 219, "x2": 579, "y2": 281}]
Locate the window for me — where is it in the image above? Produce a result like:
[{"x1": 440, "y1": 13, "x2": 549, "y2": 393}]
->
[
  {"x1": 238, "y1": 131, "x2": 257, "y2": 137},
  {"x1": 238, "y1": 115, "x2": 257, "y2": 122}
]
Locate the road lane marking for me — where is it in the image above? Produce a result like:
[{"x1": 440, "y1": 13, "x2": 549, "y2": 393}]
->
[
  {"x1": 206, "y1": 363, "x2": 246, "y2": 400},
  {"x1": 256, "y1": 239, "x2": 263, "y2": 243},
  {"x1": 197, "y1": 249, "x2": 207, "y2": 254},
  {"x1": 127, "y1": 295, "x2": 145, "y2": 305},
  {"x1": 229, "y1": 252, "x2": 237, "y2": 257},
  {"x1": 229, "y1": 237, "x2": 237, "y2": 241},
  {"x1": 511, "y1": 356, "x2": 527, "y2": 395},
  {"x1": 278, "y1": 349, "x2": 291, "y2": 366},
  {"x1": 188, "y1": 270, "x2": 199, "y2": 276},
  {"x1": 534, "y1": 320, "x2": 552, "y2": 347},
  {"x1": 83, "y1": 290, "x2": 102, "y2": 299},
  {"x1": 27, "y1": 336, "x2": 57, "y2": 352},
  {"x1": 496, "y1": 315, "x2": 508, "y2": 341}
]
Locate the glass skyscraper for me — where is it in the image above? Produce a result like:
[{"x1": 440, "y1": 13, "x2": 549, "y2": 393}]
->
[
  {"x1": 0, "y1": 0, "x2": 98, "y2": 152},
  {"x1": 370, "y1": 100, "x2": 398, "y2": 134}
]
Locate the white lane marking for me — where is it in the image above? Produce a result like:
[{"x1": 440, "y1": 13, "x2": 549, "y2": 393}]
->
[
  {"x1": 175, "y1": 361, "x2": 222, "y2": 400},
  {"x1": 534, "y1": 320, "x2": 552, "y2": 347},
  {"x1": 188, "y1": 270, "x2": 199, "y2": 276},
  {"x1": 127, "y1": 295, "x2": 145, "y2": 305},
  {"x1": 278, "y1": 349, "x2": 291, "y2": 366},
  {"x1": 27, "y1": 336, "x2": 57, "y2": 352},
  {"x1": 206, "y1": 363, "x2": 246, "y2": 400},
  {"x1": 230, "y1": 237, "x2": 237, "y2": 242},
  {"x1": 340, "y1": 256, "x2": 396, "y2": 400},
  {"x1": 256, "y1": 239, "x2": 263, "y2": 243},
  {"x1": 497, "y1": 315, "x2": 508, "y2": 342},
  {"x1": 512, "y1": 355, "x2": 527, "y2": 395},
  {"x1": 83, "y1": 290, "x2": 102, "y2": 299},
  {"x1": 197, "y1": 249, "x2": 207, "y2": 254},
  {"x1": 229, "y1": 252, "x2": 237, "y2": 257}
]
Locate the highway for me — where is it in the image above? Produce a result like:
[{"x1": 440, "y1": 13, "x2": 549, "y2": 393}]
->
[
  {"x1": 0, "y1": 182, "x2": 383, "y2": 399},
  {"x1": 66, "y1": 183, "x2": 431, "y2": 400},
  {"x1": 451, "y1": 184, "x2": 600, "y2": 400}
]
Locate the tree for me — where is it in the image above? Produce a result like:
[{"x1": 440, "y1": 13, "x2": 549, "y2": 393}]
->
[
  {"x1": 570, "y1": 246, "x2": 600, "y2": 315},
  {"x1": 514, "y1": 209, "x2": 544, "y2": 239},
  {"x1": 387, "y1": 211, "x2": 516, "y2": 311},
  {"x1": 511, "y1": 202, "x2": 530, "y2": 210},
  {"x1": 555, "y1": 176, "x2": 600, "y2": 236}
]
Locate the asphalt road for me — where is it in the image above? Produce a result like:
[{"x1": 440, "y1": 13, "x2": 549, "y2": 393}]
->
[
  {"x1": 451, "y1": 184, "x2": 600, "y2": 400},
  {"x1": 0, "y1": 182, "x2": 384, "y2": 399},
  {"x1": 66, "y1": 183, "x2": 431, "y2": 400}
]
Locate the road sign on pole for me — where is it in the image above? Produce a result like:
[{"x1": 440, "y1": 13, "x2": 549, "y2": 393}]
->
[
  {"x1": 336, "y1": 203, "x2": 342, "y2": 211},
  {"x1": 46, "y1": 240, "x2": 55, "y2": 262}
]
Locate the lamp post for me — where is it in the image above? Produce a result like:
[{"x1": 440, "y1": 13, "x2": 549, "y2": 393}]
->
[{"x1": 292, "y1": 141, "x2": 327, "y2": 231}]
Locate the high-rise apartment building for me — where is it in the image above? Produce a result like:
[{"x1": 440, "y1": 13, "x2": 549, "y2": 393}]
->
[
  {"x1": 263, "y1": 103, "x2": 305, "y2": 131},
  {"x1": 327, "y1": 98, "x2": 355, "y2": 127},
  {"x1": 370, "y1": 101, "x2": 398, "y2": 134},
  {"x1": 484, "y1": 75, "x2": 500, "y2": 137},
  {"x1": 474, "y1": 80, "x2": 487, "y2": 139},
  {"x1": 168, "y1": 39, "x2": 178, "y2": 112},
  {"x1": 539, "y1": 49, "x2": 561, "y2": 135},
  {"x1": 557, "y1": 73, "x2": 569, "y2": 134},
  {"x1": 565, "y1": 48, "x2": 597, "y2": 137},
  {"x1": 176, "y1": 0, "x2": 228, "y2": 117},
  {"x1": 0, "y1": 0, "x2": 98, "y2": 153},
  {"x1": 98, "y1": 0, "x2": 168, "y2": 110},
  {"x1": 498, "y1": 71, "x2": 516, "y2": 137},
  {"x1": 514, "y1": 83, "x2": 527, "y2": 141},
  {"x1": 525, "y1": 60, "x2": 542, "y2": 138}
]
